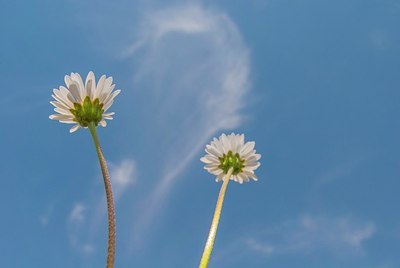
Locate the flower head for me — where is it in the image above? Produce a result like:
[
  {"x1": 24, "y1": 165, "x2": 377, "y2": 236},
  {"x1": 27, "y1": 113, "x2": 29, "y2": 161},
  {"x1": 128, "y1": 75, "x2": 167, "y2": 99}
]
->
[
  {"x1": 49, "y1": 71, "x2": 121, "y2": 133},
  {"x1": 201, "y1": 133, "x2": 261, "y2": 184}
]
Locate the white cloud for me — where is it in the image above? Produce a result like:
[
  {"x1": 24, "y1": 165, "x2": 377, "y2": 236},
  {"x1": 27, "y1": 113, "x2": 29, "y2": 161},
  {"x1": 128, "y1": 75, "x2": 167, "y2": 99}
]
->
[
  {"x1": 109, "y1": 159, "x2": 137, "y2": 200},
  {"x1": 82, "y1": 243, "x2": 95, "y2": 254},
  {"x1": 316, "y1": 156, "x2": 368, "y2": 185},
  {"x1": 65, "y1": 158, "x2": 136, "y2": 255},
  {"x1": 246, "y1": 238, "x2": 275, "y2": 255},
  {"x1": 69, "y1": 203, "x2": 86, "y2": 223},
  {"x1": 67, "y1": 203, "x2": 88, "y2": 251},
  {"x1": 39, "y1": 216, "x2": 50, "y2": 227},
  {"x1": 124, "y1": 3, "x2": 251, "y2": 247},
  {"x1": 39, "y1": 204, "x2": 54, "y2": 227},
  {"x1": 110, "y1": 159, "x2": 136, "y2": 187},
  {"x1": 68, "y1": 1, "x2": 252, "y2": 252},
  {"x1": 243, "y1": 215, "x2": 375, "y2": 258}
]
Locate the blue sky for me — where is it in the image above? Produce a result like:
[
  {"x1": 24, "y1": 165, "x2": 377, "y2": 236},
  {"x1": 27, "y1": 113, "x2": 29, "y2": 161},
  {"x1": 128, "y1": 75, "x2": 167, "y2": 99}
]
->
[{"x1": 1, "y1": 0, "x2": 399, "y2": 267}]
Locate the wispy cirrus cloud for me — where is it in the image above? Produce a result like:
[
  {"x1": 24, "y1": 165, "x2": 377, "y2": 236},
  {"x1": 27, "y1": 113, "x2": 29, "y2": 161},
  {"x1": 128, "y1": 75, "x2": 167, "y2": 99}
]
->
[
  {"x1": 67, "y1": 0, "x2": 252, "y2": 253},
  {"x1": 315, "y1": 155, "x2": 368, "y2": 185},
  {"x1": 66, "y1": 158, "x2": 136, "y2": 254},
  {"x1": 39, "y1": 204, "x2": 54, "y2": 227},
  {"x1": 69, "y1": 203, "x2": 86, "y2": 223},
  {"x1": 109, "y1": 159, "x2": 137, "y2": 200},
  {"x1": 244, "y1": 214, "x2": 375, "y2": 258},
  {"x1": 67, "y1": 203, "x2": 89, "y2": 252},
  {"x1": 213, "y1": 214, "x2": 375, "y2": 266},
  {"x1": 122, "y1": 3, "x2": 252, "y2": 247},
  {"x1": 86, "y1": 158, "x2": 137, "y2": 240}
]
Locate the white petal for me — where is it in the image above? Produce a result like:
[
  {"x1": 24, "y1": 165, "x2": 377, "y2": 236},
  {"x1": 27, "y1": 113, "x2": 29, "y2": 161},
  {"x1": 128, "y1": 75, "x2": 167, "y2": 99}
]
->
[
  {"x1": 60, "y1": 86, "x2": 77, "y2": 105},
  {"x1": 216, "y1": 173, "x2": 225, "y2": 181},
  {"x1": 68, "y1": 82, "x2": 82, "y2": 103},
  {"x1": 54, "y1": 107, "x2": 72, "y2": 116},
  {"x1": 64, "y1": 75, "x2": 74, "y2": 88},
  {"x1": 99, "y1": 77, "x2": 113, "y2": 103},
  {"x1": 85, "y1": 71, "x2": 96, "y2": 99},
  {"x1": 211, "y1": 169, "x2": 223, "y2": 175},
  {"x1": 201, "y1": 155, "x2": 219, "y2": 164},
  {"x1": 103, "y1": 100, "x2": 114, "y2": 113},
  {"x1": 238, "y1": 173, "x2": 249, "y2": 182},
  {"x1": 103, "y1": 114, "x2": 114, "y2": 120},
  {"x1": 205, "y1": 146, "x2": 221, "y2": 158},
  {"x1": 59, "y1": 119, "x2": 75, "y2": 124},
  {"x1": 49, "y1": 114, "x2": 74, "y2": 120},
  {"x1": 230, "y1": 133, "x2": 238, "y2": 153},
  {"x1": 52, "y1": 95, "x2": 71, "y2": 110},
  {"x1": 71, "y1": 73, "x2": 85, "y2": 100},
  {"x1": 220, "y1": 133, "x2": 231, "y2": 153},
  {"x1": 50, "y1": 100, "x2": 70, "y2": 111},
  {"x1": 53, "y1": 88, "x2": 74, "y2": 107},
  {"x1": 238, "y1": 134, "x2": 245, "y2": 146},
  {"x1": 94, "y1": 75, "x2": 106, "y2": 99},
  {"x1": 235, "y1": 134, "x2": 245, "y2": 153},
  {"x1": 69, "y1": 125, "x2": 80, "y2": 133},
  {"x1": 240, "y1": 141, "x2": 255, "y2": 156},
  {"x1": 102, "y1": 89, "x2": 120, "y2": 111},
  {"x1": 99, "y1": 120, "x2": 107, "y2": 127},
  {"x1": 205, "y1": 164, "x2": 221, "y2": 170},
  {"x1": 246, "y1": 155, "x2": 261, "y2": 163},
  {"x1": 212, "y1": 138, "x2": 224, "y2": 154},
  {"x1": 205, "y1": 164, "x2": 221, "y2": 171},
  {"x1": 245, "y1": 162, "x2": 261, "y2": 170},
  {"x1": 208, "y1": 170, "x2": 221, "y2": 177},
  {"x1": 242, "y1": 169, "x2": 252, "y2": 177},
  {"x1": 200, "y1": 156, "x2": 212, "y2": 164}
]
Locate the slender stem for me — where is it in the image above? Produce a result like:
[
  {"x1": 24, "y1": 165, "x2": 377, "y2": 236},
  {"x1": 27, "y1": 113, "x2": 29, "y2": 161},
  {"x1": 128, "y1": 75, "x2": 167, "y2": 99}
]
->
[
  {"x1": 199, "y1": 167, "x2": 234, "y2": 268},
  {"x1": 88, "y1": 123, "x2": 116, "y2": 268}
]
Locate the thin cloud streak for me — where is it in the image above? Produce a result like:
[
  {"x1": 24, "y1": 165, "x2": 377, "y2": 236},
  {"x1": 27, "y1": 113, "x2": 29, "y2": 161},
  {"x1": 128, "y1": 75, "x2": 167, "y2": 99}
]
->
[
  {"x1": 87, "y1": 158, "x2": 137, "y2": 240},
  {"x1": 245, "y1": 214, "x2": 375, "y2": 258},
  {"x1": 110, "y1": 159, "x2": 137, "y2": 200},
  {"x1": 66, "y1": 159, "x2": 136, "y2": 254},
  {"x1": 39, "y1": 204, "x2": 54, "y2": 227},
  {"x1": 69, "y1": 203, "x2": 86, "y2": 224},
  {"x1": 125, "y1": 4, "x2": 252, "y2": 247},
  {"x1": 67, "y1": 203, "x2": 88, "y2": 252}
]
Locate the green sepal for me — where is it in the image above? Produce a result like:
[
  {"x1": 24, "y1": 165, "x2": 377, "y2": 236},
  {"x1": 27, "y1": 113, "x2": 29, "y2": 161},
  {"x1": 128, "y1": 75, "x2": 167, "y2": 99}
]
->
[
  {"x1": 69, "y1": 96, "x2": 104, "y2": 127},
  {"x1": 218, "y1": 150, "x2": 245, "y2": 175}
]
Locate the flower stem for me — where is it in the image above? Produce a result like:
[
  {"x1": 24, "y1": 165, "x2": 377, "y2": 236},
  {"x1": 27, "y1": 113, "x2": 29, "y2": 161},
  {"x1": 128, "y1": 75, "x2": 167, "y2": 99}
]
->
[
  {"x1": 199, "y1": 167, "x2": 234, "y2": 268},
  {"x1": 88, "y1": 122, "x2": 116, "y2": 268}
]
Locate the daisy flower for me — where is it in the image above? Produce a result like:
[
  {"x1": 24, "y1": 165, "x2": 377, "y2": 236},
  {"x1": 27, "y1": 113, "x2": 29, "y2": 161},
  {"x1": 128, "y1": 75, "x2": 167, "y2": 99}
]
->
[
  {"x1": 200, "y1": 133, "x2": 261, "y2": 184},
  {"x1": 199, "y1": 133, "x2": 261, "y2": 268},
  {"x1": 49, "y1": 71, "x2": 121, "y2": 133},
  {"x1": 49, "y1": 71, "x2": 120, "y2": 267}
]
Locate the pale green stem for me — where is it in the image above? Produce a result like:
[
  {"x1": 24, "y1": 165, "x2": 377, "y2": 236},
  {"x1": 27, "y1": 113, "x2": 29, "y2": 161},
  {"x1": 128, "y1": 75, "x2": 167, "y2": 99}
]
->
[
  {"x1": 88, "y1": 122, "x2": 116, "y2": 268},
  {"x1": 199, "y1": 167, "x2": 234, "y2": 268}
]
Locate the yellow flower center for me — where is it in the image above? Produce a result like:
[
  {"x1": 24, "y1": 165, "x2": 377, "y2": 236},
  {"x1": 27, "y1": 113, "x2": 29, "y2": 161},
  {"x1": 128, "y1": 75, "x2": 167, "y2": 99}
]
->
[
  {"x1": 219, "y1": 150, "x2": 245, "y2": 175},
  {"x1": 70, "y1": 96, "x2": 104, "y2": 127}
]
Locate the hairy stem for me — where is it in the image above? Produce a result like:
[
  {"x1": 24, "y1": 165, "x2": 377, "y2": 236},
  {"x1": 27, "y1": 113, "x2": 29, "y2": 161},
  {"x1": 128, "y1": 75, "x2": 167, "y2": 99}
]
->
[
  {"x1": 88, "y1": 123, "x2": 116, "y2": 268},
  {"x1": 199, "y1": 167, "x2": 234, "y2": 268}
]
